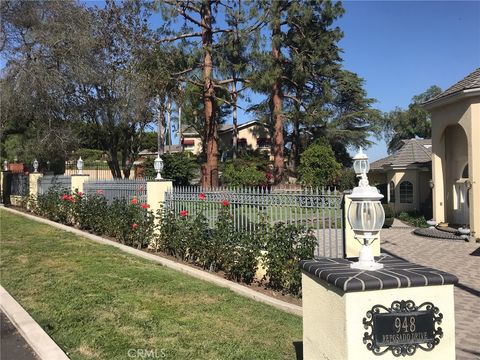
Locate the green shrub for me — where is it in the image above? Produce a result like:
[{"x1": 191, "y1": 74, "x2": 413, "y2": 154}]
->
[
  {"x1": 298, "y1": 144, "x2": 341, "y2": 187},
  {"x1": 334, "y1": 168, "x2": 357, "y2": 191},
  {"x1": 382, "y1": 204, "x2": 394, "y2": 228},
  {"x1": 35, "y1": 187, "x2": 80, "y2": 225},
  {"x1": 72, "y1": 148, "x2": 105, "y2": 162},
  {"x1": 221, "y1": 162, "x2": 267, "y2": 187},
  {"x1": 77, "y1": 193, "x2": 109, "y2": 234},
  {"x1": 157, "y1": 203, "x2": 260, "y2": 284},
  {"x1": 143, "y1": 153, "x2": 198, "y2": 185},
  {"x1": 35, "y1": 189, "x2": 154, "y2": 248},
  {"x1": 398, "y1": 211, "x2": 428, "y2": 228},
  {"x1": 262, "y1": 223, "x2": 316, "y2": 296}
]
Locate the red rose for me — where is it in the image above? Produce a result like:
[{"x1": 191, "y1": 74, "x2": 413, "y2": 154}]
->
[
  {"x1": 62, "y1": 194, "x2": 68, "y2": 200},
  {"x1": 199, "y1": 193, "x2": 206, "y2": 200},
  {"x1": 180, "y1": 210, "x2": 188, "y2": 217},
  {"x1": 131, "y1": 223, "x2": 138, "y2": 230},
  {"x1": 222, "y1": 200, "x2": 230, "y2": 207},
  {"x1": 141, "y1": 203, "x2": 150, "y2": 209},
  {"x1": 131, "y1": 197, "x2": 138, "y2": 205},
  {"x1": 96, "y1": 190, "x2": 104, "y2": 195},
  {"x1": 77, "y1": 192, "x2": 83, "y2": 197}
]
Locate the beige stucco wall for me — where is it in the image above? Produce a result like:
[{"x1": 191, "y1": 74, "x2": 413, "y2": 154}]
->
[
  {"x1": 184, "y1": 137, "x2": 202, "y2": 155},
  {"x1": 186, "y1": 124, "x2": 271, "y2": 156},
  {"x1": 302, "y1": 272, "x2": 456, "y2": 360},
  {"x1": 370, "y1": 169, "x2": 432, "y2": 216},
  {"x1": 430, "y1": 96, "x2": 479, "y2": 237},
  {"x1": 64, "y1": 168, "x2": 135, "y2": 180}
]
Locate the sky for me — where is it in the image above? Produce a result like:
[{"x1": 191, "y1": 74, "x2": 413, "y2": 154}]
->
[{"x1": 335, "y1": 0, "x2": 480, "y2": 160}]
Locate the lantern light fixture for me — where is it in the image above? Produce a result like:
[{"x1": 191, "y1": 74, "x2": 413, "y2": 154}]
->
[
  {"x1": 77, "y1": 157, "x2": 84, "y2": 175},
  {"x1": 33, "y1": 159, "x2": 39, "y2": 173},
  {"x1": 3, "y1": 160, "x2": 8, "y2": 171},
  {"x1": 348, "y1": 148, "x2": 385, "y2": 271},
  {"x1": 154, "y1": 155, "x2": 164, "y2": 180},
  {"x1": 352, "y1": 147, "x2": 369, "y2": 176}
]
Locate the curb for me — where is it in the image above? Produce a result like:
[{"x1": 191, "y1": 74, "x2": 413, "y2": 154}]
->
[
  {"x1": 1, "y1": 207, "x2": 302, "y2": 317},
  {"x1": 0, "y1": 285, "x2": 70, "y2": 360}
]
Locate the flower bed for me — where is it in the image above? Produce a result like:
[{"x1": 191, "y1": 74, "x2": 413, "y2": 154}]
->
[{"x1": 26, "y1": 188, "x2": 316, "y2": 297}]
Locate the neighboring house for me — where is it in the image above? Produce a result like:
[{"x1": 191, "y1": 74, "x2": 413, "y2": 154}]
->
[
  {"x1": 181, "y1": 120, "x2": 271, "y2": 157},
  {"x1": 423, "y1": 68, "x2": 480, "y2": 237},
  {"x1": 370, "y1": 139, "x2": 432, "y2": 215}
]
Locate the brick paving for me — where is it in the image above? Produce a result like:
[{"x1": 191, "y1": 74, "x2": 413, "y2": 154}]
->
[{"x1": 381, "y1": 221, "x2": 480, "y2": 360}]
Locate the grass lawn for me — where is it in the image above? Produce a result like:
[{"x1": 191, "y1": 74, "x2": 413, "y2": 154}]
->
[{"x1": 0, "y1": 210, "x2": 302, "y2": 360}]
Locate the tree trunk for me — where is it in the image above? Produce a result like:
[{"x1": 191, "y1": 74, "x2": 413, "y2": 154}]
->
[
  {"x1": 291, "y1": 93, "x2": 301, "y2": 172},
  {"x1": 178, "y1": 103, "x2": 182, "y2": 151},
  {"x1": 166, "y1": 98, "x2": 172, "y2": 152},
  {"x1": 201, "y1": 1, "x2": 218, "y2": 188},
  {"x1": 231, "y1": 81, "x2": 238, "y2": 160},
  {"x1": 157, "y1": 101, "x2": 165, "y2": 156},
  {"x1": 108, "y1": 149, "x2": 122, "y2": 179},
  {"x1": 271, "y1": 18, "x2": 284, "y2": 184}
]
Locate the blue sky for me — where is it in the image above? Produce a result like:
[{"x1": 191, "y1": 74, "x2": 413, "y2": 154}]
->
[{"x1": 336, "y1": 1, "x2": 480, "y2": 160}]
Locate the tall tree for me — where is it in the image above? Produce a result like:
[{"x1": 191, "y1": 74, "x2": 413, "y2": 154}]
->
[
  {"x1": 0, "y1": 0, "x2": 91, "y2": 170},
  {"x1": 217, "y1": 1, "x2": 258, "y2": 159},
  {"x1": 252, "y1": 1, "x2": 381, "y2": 172},
  {"x1": 79, "y1": 0, "x2": 153, "y2": 178},
  {"x1": 382, "y1": 85, "x2": 442, "y2": 153},
  {"x1": 283, "y1": 0, "x2": 345, "y2": 170},
  {"x1": 157, "y1": 0, "x2": 263, "y2": 187}
]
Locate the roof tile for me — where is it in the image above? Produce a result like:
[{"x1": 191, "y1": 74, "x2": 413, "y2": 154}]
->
[{"x1": 427, "y1": 68, "x2": 480, "y2": 103}]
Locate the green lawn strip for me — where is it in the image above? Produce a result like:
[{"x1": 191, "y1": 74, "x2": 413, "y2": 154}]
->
[{"x1": 0, "y1": 210, "x2": 302, "y2": 360}]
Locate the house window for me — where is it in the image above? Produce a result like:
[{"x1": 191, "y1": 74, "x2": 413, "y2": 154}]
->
[
  {"x1": 182, "y1": 139, "x2": 195, "y2": 150},
  {"x1": 257, "y1": 137, "x2": 271, "y2": 148},
  {"x1": 389, "y1": 181, "x2": 395, "y2": 203},
  {"x1": 238, "y1": 138, "x2": 247, "y2": 149},
  {"x1": 399, "y1": 181, "x2": 413, "y2": 204}
]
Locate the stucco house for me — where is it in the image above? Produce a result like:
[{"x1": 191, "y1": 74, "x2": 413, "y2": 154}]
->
[
  {"x1": 423, "y1": 68, "x2": 479, "y2": 238},
  {"x1": 370, "y1": 139, "x2": 432, "y2": 215},
  {"x1": 181, "y1": 120, "x2": 271, "y2": 157}
]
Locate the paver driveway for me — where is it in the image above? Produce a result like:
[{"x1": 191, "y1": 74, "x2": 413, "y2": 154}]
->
[{"x1": 381, "y1": 221, "x2": 480, "y2": 360}]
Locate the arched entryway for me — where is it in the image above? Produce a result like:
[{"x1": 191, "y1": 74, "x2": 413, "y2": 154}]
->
[{"x1": 443, "y1": 124, "x2": 469, "y2": 225}]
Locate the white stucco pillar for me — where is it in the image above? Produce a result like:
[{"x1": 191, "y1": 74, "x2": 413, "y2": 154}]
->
[
  {"x1": 71, "y1": 174, "x2": 89, "y2": 194},
  {"x1": 147, "y1": 179, "x2": 173, "y2": 248}
]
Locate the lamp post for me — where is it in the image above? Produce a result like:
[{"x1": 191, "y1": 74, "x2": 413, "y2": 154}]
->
[
  {"x1": 33, "y1": 159, "x2": 39, "y2": 173},
  {"x1": 154, "y1": 156, "x2": 164, "y2": 180},
  {"x1": 77, "y1": 157, "x2": 84, "y2": 175},
  {"x1": 348, "y1": 149, "x2": 385, "y2": 270}
]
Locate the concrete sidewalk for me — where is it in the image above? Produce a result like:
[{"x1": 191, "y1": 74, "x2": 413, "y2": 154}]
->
[{"x1": 381, "y1": 225, "x2": 480, "y2": 360}]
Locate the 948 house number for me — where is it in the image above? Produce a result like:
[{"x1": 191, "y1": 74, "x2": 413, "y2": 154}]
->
[{"x1": 362, "y1": 300, "x2": 444, "y2": 357}]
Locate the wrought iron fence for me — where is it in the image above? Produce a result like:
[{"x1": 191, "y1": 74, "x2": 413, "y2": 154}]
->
[
  {"x1": 10, "y1": 173, "x2": 29, "y2": 196},
  {"x1": 83, "y1": 179, "x2": 148, "y2": 204},
  {"x1": 165, "y1": 186, "x2": 344, "y2": 258},
  {"x1": 38, "y1": 175, "x2": 72, "y2": 195}
]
